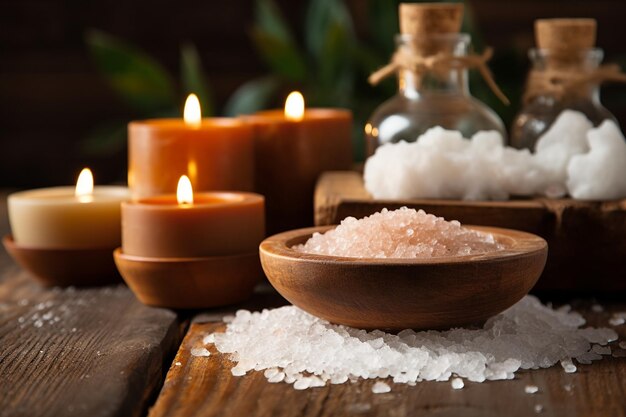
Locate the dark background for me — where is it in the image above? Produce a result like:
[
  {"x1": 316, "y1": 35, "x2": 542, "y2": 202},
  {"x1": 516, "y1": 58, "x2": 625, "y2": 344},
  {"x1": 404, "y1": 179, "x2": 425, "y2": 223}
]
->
[{"x1": 2, "y1": 0, "x2": 626, "y2": 188}]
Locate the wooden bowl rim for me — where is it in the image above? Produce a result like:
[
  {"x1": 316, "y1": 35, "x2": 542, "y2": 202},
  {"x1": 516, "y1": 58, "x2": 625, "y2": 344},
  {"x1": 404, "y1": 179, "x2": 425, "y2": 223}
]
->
[
  {"x1": 260, "y1": 225, "x2": 547, "y2": 266},
  {"x1": 114, "y1": 247, "x2": 259, "y2": 264},
  {"x1": 3, "y1": 234, "x2": 117, "y2": 253}
]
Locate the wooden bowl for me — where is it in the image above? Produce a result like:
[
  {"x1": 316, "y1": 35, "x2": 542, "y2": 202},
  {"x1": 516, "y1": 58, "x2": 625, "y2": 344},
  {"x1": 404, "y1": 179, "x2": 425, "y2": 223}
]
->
[
  {"x1": 260, "y1": 226, "x2": 548, "y2": 330},
  {"x1": 2, "y1": 235, "x2": 121, "y2": 287},
  {"x1": 114, "y1": 249, "x2": 262, "y2": 309}
]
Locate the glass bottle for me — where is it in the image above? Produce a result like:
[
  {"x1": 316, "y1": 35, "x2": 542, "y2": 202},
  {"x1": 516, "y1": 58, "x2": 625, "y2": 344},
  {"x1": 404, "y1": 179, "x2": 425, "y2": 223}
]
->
[
  {"x1": 510, "y1": 48, "x2": 616, "y2": 150},
  {"x1": 365, "y1": 34, "x2": 506, "y2": 156}
]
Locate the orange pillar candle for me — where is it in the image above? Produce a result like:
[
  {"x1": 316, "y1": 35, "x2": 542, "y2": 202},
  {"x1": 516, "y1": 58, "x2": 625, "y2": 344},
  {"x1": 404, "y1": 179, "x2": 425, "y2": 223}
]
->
[
  {"x1": 122, "y1": 176, "x2": 265, "y2": 258},
  {"x1": 246, "y1": 92, "x2": 353, "y2": 234},
  {"x1": 128, "y1": 94, "x2": 254, "y2": 200}
]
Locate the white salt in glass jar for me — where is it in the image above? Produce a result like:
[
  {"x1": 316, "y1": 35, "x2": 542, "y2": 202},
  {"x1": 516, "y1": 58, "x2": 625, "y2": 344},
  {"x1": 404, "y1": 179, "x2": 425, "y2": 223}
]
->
[{"x1": 365, "y1": 34, "x2": 506, "y2": 156}]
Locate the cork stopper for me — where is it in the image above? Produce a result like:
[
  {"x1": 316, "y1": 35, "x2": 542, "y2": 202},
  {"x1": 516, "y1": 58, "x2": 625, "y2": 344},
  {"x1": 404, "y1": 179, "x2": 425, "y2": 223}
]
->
[
  {"x1": 399, "y1": 3, "x2": 464, "y2": 36},
  {"x1": 535, "y1": 18, "x2": 597, "y2": 52}
]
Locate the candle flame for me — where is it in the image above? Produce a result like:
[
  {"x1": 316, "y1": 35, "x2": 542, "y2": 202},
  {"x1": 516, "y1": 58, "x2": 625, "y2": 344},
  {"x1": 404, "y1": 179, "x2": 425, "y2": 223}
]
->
[
  {"x1": 184, "y1": 94, "x2": 202, "y2": 127},
  {"x1": 177, "y1": 175, "x2": 194, "y2": 205},
  {"x1": 284, "y1": 91, "x2": 305, "y2": 121},
  {"x1": 75, "y1": 168, "x2": 94, "y2": 202}
]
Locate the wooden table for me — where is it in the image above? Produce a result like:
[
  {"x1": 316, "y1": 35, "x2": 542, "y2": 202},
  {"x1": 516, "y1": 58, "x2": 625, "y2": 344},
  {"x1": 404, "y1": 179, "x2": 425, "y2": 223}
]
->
[{"x1": 1, "y1": 194, "x2": 625, "y2": 417}]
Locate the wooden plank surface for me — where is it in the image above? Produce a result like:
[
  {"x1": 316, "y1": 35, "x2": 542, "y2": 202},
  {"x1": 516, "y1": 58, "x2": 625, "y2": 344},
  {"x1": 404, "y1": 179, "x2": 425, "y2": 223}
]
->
[
  {"x1": 314, "y1": 171, "x2": 626, "y2": 292},
  {"x1": 0, "y1": 194, "x2": 185, "y2": 417},
  {"x1": 148, "y1": 301, "x2": 626, "y2": 417}
]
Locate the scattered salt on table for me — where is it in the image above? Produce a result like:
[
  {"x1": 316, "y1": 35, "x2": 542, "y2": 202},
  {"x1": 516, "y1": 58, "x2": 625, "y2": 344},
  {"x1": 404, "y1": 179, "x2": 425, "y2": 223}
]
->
[
  {"x1": 372, "y1": 382, "x2": 391, "y2": 394},
  {"x1": 525, "y1": 385, "x2": 539, "y2": 394},
  {"x1": 204, "y1": 296, "x2": 617, "y2": 391},
  {"x1": 609, "y1": 312, "x2": 626, "y2": 326},
  {"x1": 560, "y1": 359, "x2": 577, "y2": 374},
  {"x1": 190, "y1": 347, "x2": 211, "y2": 357},
  {"x1": 451, "y1": 378, "x2": 464, "y2": 390}
]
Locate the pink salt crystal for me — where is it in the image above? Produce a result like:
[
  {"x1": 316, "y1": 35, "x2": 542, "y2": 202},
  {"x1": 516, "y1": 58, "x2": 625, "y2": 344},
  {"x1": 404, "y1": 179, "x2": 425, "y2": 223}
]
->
[{"x1": 296, "y1": 207, "x2": 502, "y2": 258}]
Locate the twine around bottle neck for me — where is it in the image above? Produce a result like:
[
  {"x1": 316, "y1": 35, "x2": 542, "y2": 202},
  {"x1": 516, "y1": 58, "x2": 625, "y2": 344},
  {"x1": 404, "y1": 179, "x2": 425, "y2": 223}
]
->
[
  {"x1": 523, "y1": 63, "x2": 626, "y2": 104},
  {"x1": 369, "y1": 47, "x2": 510, "y2": 105}
]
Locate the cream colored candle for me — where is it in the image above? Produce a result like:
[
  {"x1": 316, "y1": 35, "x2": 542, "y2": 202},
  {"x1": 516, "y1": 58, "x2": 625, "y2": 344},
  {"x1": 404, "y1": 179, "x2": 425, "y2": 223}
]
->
[{"x1": 8, "y1": 169, "x2": 129, "y2": 248}]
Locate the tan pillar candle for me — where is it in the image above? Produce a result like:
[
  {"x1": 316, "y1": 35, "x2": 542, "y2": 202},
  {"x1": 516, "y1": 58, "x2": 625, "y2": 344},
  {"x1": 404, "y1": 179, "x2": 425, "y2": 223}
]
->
[
  {"x1": 8, "y1": 168, "x2": 129, "y2": 248},
  {"x1": 122, "y1": 176, "x2": 265, "y2": 258},
  {"x1": 245, "y1": 92, "x2": 353, "y2": 234}
]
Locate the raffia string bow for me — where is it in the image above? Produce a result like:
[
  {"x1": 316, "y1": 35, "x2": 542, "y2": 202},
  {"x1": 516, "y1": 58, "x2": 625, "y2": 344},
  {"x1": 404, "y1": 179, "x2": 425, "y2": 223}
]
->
[
  {"x1": 523, "y1": 64, "x2": 626, "y2": 104},
  {"x1": 368, "y1": 47, "x2": 510, "y2": 105}
]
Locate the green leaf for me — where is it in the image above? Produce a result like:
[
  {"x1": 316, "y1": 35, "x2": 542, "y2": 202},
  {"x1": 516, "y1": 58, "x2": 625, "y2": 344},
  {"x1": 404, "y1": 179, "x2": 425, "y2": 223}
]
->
[
  {"x1": 255, "y1": 0, "x2": 292, "y2": 41},
  {"x1": 305, "y1": 0, "x2": 355, "y2": 61},
  {"x1": 250, "y1": 27, "x2": 307, "y2": 81},
  {"x1": 223, "y1": 76, "x2": 281, "y2": 116},
  {"x1": 85, "y1": 29, "x2": 176, "y2": 115},
  {"x1": 180, "y1": 43, "x2": 214, "y2": 116}
]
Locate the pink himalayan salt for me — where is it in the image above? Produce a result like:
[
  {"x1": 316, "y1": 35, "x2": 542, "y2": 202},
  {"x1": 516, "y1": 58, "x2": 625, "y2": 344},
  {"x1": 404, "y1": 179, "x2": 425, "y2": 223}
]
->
[{"x1": 295, "y1": 207, "x2": 502, "y2": 259}]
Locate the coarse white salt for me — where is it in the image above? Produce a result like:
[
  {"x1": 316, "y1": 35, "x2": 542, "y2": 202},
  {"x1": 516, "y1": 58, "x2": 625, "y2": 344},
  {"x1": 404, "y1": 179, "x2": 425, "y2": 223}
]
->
[
  {"x1": 451, "y1": 378, "x2": 464, "y2": 390},
  {"x1": 560, "y1": 359, "x2": 577, "y2": 373},
  {"x1": 190, "y1": 347, "x2": 211, "y2": 357},
  {"x1": 203, "y1": 296, "x2": 617, "y2": 391},
  {"x1": 609, "y1": 312, "x2": 626, "y2": 326},
  {"x1": 175, "y1": 362, "x2": 182, "y2": 366},
  {"x1": 564, "y1": 384, "x2": 573, "y2": 392},
  {"x1": 372, "y1": 381, "x2": 391, "y2": 394},
  {"x1": 525, "y1": 385, "x2": 539, "y2": 394},
  {"x1": 591, "y1": 304, "x2": 604, "y2": 313},
  {"x1": 619, "y1": 341, "x2": 626, "y2": 350},
  {"x1": 363, "y1": 111, "x2": 626, "y2": 201},
  {"x1": 534, "y1": 404, "x2": 544, "y2": 413},
  {"x1": 203, "y1": 334, "x2": 215, "y2": 344},
  {"x1": 295, "y1": 207, "x2": 501, "y2": 258}
]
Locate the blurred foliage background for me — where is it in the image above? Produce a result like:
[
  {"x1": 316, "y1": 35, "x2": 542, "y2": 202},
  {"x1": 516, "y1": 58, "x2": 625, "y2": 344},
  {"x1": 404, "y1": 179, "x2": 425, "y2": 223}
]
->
[
  {"x1": 2, "y1": 0, "x2": 625, "y2": 186},
  {"x1": 84, "y1": 0, "x2": 524, "y2": 162}
]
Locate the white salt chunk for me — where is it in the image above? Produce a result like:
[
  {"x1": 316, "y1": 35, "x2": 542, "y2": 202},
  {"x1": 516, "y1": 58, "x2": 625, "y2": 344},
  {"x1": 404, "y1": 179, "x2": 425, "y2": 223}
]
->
[
  {"x1": 371, "y1": 381, "x2": 391, "y2": 394},
  {"x1": 451, "y1": 378, "x2": 464, "y2": 390},
  {"x1": 202, "y1": 334, "x2": 215, "y2": 345},
  {"x1": 609, "y1": 312, "x2": 626, "y2": 326},
  {"x1": 211, "y1": 295, "x2": 616, "y2": 391},
  {"x1": 619, "y1": 341, "x2": 626, "y2": 350},
  {"x1": 534, "y1": 404, "x2": 544, "y2": 413},
  {"x1": 567, "y1": 121, "x2": 626, "y2": 200},
  {"x1": 560, "y1": 359, "x2": 577, "y2": 373},
  {"x1": 175, "y1": 362, "x2": 182, "y2": 366},
  {"x1": 295, "y1": 207, "x2": 501, "y2": 259},
  {"x1": 591, "y1": 345, "x2": 611, "y2": 355},
  {"x1": 190, "y1": 347, "x2": 211, "y2": 357},
  {"x1": 525, "y1": 385, "x2": 539, "y2": 394},
  {"x1": 364, "y1": 110, "x2": 626, "y2": 201},
  {"x1": 564, "y1": 384, "x2": 573, "y2": 392}
]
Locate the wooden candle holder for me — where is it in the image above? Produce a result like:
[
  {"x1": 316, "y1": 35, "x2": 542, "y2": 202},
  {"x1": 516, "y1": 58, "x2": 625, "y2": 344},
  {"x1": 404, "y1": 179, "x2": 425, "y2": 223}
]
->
[
  {"x1": 3, "y1": 235, "x2": 121, "y2": 287},
  {"x1": 114, "y1": 249, "x2": 262, "y2": 309}
]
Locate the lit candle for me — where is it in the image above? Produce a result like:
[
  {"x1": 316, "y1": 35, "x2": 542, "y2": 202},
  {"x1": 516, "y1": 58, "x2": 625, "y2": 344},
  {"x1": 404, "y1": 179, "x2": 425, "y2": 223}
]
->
[
  {"x1": 128, "y1": 94, "x2": 255, "y2": 200},
  {"x1": 121, "y1": 176, "x2": 265, "y2": 258},
  {"x1": 245, "y1": 91, "x2": 353, "y2": 234},
  {"x1": 7, "y1": 168, "x2": 129, "y2": 248}
]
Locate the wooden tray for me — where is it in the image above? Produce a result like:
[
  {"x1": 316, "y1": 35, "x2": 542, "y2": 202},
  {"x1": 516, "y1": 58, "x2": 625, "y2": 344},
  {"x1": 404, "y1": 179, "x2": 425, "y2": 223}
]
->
[{"x1": 314, "y1": 171, "x2": 626, "y2": 292}]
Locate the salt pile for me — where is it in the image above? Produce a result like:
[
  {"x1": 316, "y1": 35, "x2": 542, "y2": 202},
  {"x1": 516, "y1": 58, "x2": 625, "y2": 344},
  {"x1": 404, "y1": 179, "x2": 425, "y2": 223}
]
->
[
  {"x1": 295, "y1": 207, "x2": 501, "y2": 258},
  {"x1": 364, "y1": 110, "x2": 626, "y2": 201},
  {"x1": 203, "y1": 296, "x2": 618, "y2": 392}
]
